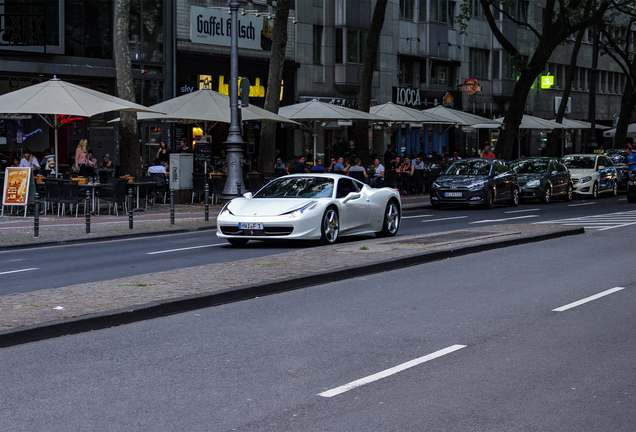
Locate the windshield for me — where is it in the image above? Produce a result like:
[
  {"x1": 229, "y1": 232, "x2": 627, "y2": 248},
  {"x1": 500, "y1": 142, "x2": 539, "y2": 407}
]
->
[
  {"x1": 607, "y1": 153, "x2": 626, "y2": 164},
  {"x1": 254, "y1": 177, "x2": 334, "y2": 198},
  {"x1": 444, "y1": 160, "x2": 492, "y2": 176},
  {"x1": 510, "y1": 159, "x2": 549, "y2": 174},
  {"x1": 562, "y1": 156, "x2": 595, "y2": 170}
]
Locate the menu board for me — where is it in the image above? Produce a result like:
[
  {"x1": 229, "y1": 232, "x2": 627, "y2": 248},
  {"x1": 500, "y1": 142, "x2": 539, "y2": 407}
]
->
[
  {"x1": 195, "y1": 142, "x2": 212, "y2": 162},
  {"x1": 2, "y1": 167, "x2": 34, "y2": 206}
]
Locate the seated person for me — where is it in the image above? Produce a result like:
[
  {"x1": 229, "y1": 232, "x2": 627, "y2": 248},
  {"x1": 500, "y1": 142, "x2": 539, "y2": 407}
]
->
[
  {"x1": 19, "y1": 149, "x2": 40, "y2": 171},
  {"x1": 291, "y1": 156, "x2": 310, "y2": 173},
  {"x1": 332, "y1": 156, "x2": 348, "y2": 173},
  {"x1": 274, "y1": 157, "x2": 286, "y2": 170},
  {"x1": 310, "y1": 158, "x2": 326, "y2": 173},
  {"x1": 148, "y1": 158, "x2": 168, "y2": 177},
  {"x1": 371, "y1": 157, "x2": 385, "y2": 188},
  {"x1": 99, "y1": 154, "x2": 113, "y2": 169},
  {"x1": 347, "y1": 158, "x2": 368, "y2": 181}
]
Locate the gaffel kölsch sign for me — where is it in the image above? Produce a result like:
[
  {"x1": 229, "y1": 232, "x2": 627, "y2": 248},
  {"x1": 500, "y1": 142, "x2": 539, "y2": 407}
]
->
[{"x1": 190, "y1": 6, "x2": 267, "y2": 51}]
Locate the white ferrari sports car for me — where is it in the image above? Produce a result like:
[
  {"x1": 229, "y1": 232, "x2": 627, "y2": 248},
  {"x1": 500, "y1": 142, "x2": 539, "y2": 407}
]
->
[{"x1": 216, "y1": 173, "x2": 401, "y2": 246}]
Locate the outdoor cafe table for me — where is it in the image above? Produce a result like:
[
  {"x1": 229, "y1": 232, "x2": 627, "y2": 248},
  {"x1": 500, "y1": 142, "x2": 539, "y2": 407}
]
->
[
  {"x1": 126, "y1": 180, "x2": 156, "y2": 212},
  {"x1": 78, "y1": 182, "x2": 105, "y2": 213}
]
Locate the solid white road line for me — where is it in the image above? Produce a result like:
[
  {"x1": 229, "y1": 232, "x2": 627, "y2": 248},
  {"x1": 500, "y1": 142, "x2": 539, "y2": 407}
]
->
[
  {"x1": 505, "y1": 208, "x2": 540, "y2": 214},
  {"x1": 318, "y1": 345, "x2": 467, "y2": 398},
  {"x1": 568, "y1": 202, "x2": 597, "y2": 207},
  {"x1": 598, "y1": 222, "x2": 636, "y2": 231},
  {"x1": 0, "y1": 267, "x2": 38, "y2": 275},
  {"x1": 147, "y1": 244, "x2": 225, "y2": 255},
  {"x1": 421, "y1": 216, "x2": 468, "y2": 223},
  {"x1": 470, "y1": 215, "x2": 538, "y2": 224},
  {"x1": 402, "y1": 214, "x2": 434, "y2": 219},
  {"x1": 552, "y1": 287, "x2": 625, "y2": 312}
]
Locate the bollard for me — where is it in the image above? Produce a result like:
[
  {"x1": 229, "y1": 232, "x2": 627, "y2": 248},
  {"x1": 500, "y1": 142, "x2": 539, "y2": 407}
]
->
[
  {"x1": 204, "y1": 182, "x2": 210, "y2": 222},
  {"x1": 85, "y1": 190, "x2": 91, "y2": 234},
  {"x1": 128, "y1": 188, "x2": 134, "y2": 229},
  {"x1": 170, "y1": 187, "x2": 175, "y2": 225},
  {"x1": 236, "y1": 180, "x2": 242, "y2": 198},
  {"x1": 33, "y1": 192, "x2": 40, "y2": 239}
]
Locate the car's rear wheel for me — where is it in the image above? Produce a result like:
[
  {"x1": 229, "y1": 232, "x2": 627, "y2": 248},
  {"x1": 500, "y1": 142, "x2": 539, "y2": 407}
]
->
[
  {"x1": 227, "y1": 238, "x2": 249, "y2": 247},
  {"x1": 592, "y1": 182, "x2": 599, "y2": 199},
  {"x1": 541, "y1": 186, "x2": 551, "y2": 204},
  {"x1": 377, "y1": 200, "x2": 400, "y2": 237},
  {"x1": 483, "y1": 188, "x2": 494, "y2": 209},
  {"x1": 509, "y1": 188, "x2": 520, "y2": 207},
  {"x1": 564, "y1": 184, "x2": 573, "y2": 202},
  {"x1": 320, "y1": 207, "x2": 339, "y2": 245}
]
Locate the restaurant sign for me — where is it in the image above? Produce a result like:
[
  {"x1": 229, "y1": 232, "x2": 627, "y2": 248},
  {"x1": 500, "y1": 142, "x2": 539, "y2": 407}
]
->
[
  {"x1": 393, "y1": 87, "x2": 422, "y2": 107},
  {"x1": 190, "y1": 6, "x2": 271, "y2": 51},
  {"x1": 2, "y1": 167, "x2": 34, "y2": 207},
  {"x1": 459, "y1": 78, "x2": 482, "y2": 95}
]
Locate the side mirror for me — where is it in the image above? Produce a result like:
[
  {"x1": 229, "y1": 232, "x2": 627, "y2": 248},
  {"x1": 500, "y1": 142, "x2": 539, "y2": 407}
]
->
[
  {"x1": 243, "y1": 192, "x2": 253, "y2": 199},
  {"x1": 342, "y1": 192, "x2": 361, "y2": 203},
  {"x1": 551, "y1": 171, "x2": 559, "y2": 176},
  {"x1": 598, "y1": 166, "x2": 606, "y2": 171}
]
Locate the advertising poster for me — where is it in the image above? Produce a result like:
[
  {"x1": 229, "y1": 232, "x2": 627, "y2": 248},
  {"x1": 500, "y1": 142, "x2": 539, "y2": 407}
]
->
[{"x1": 2, "y1": 167, "x2": 33, "y2": 206}]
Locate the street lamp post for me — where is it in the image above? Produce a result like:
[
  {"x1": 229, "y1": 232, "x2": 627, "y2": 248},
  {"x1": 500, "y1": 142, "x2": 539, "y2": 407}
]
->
[{"x1": 221, "y1": 0, "x2": 245, "y2": 200}]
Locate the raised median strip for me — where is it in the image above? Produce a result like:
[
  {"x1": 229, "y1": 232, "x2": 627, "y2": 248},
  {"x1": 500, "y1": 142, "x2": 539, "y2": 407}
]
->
[{"x1": 0, "y1": 223, "x2": 583, "y2": 348}]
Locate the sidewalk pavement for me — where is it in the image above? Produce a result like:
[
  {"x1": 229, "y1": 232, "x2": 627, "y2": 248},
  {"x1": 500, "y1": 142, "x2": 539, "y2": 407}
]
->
[
  {"x1": 0, "y1": 195, "x2": 430, "y2": 249},
  {"x1": 0, "y1": 222, "x2": 583, "y2": 347}
]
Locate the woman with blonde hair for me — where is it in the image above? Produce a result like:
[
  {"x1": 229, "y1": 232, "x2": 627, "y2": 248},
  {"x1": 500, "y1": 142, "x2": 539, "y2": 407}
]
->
[{"x1": 75, "y1": 139, "x2": 88, "y2": 175}]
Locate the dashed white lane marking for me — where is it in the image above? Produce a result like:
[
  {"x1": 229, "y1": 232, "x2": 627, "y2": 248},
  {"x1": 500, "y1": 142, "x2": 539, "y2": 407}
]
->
[
  {"x1": 147, "y1": 244, "x2": 225, "y2": 255},
  {"x1": 421, "y1": 216, "x2": 468, "y2": 223},
  {"x1": 619, "y1": 198, "x2": 627, "y2": 201},
  {"x1": 402, "y1": 214, "x2": 434, "y2": 219},
  {"x1": 318, "y1": 344, "x2": 467, "y2": 398},
  {"x1": 0, "y1": 268, "x2": 38, "y2": 275},
  {"x1": 505, "y1": 208, "x2": 540, "y2": 214},
  {"x1": 535, "y1": 210, "x2": 636, "y2": 231},
  {"x1": 553, "y1": 287, "x2": 625, "y2": 312},
  {"x1": 568, "y1": 202, "x2": 597, "y2": 207},
  {"x1": 470, "y1": 215, "x2": 538, "y2": 224}
]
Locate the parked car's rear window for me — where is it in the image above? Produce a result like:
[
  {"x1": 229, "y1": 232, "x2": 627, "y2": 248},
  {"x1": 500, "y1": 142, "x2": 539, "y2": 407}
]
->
[{"x1": 562, "y1": 156, "x2": 595, "y2": 170}]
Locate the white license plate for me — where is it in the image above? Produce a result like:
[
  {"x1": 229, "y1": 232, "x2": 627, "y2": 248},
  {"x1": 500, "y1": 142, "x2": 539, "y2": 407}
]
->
[
  {"x1": 239, "y1": 222, "x2": 263, "y2": 230},
  {"x1": 444, "y1": 192, "x2": 463, "y2": 197}
]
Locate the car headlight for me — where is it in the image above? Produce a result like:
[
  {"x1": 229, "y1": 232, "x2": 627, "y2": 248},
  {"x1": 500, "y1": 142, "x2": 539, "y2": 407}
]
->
[
  {"x1": 285, "y1": 201, "x2": 318, "y2": 218},
  {"x1": 579, "y1": 176, "x2": 592, "y2": 184},
  {"x1": 432, "y1": 182, "x2": 441, "y2": 188},
  {"x1": 219, "y1": 202, "x2": 234, "y2": 217},
  {"x1": 525, "y1": 180, "x2": 540, "y2": 188},
  {"x1": 468, "y1": 181, "x2": 487, "y2": 189}
]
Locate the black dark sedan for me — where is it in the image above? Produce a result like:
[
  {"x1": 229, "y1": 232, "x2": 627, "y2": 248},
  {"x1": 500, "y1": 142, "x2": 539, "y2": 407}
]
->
[
  {"x1": 605, "y1": 150, "x2": 629, "y2": 189},
  {"x1": 510, "y1": 158, "x2": 573, "y2": 203},
  {"x1": 430, "y1": 158, "x2": 519, "y2": 209}
]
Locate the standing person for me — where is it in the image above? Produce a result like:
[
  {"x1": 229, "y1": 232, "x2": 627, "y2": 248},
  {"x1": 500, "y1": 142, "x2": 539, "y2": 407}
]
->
[
  {"x1": 384, "y1": 144, "x2": 396, "y2": 168},
  {"x1": 74, "y1": 139, "x2": 88, "y2": 174},
  {"x1": 156, "y1": 141, "x2": 170, "y2": 163},
  {"x1": 626, "y1": 147, "x2": 636, "y2": 172},
  {"x1": 19, "y1": 149, "x2": 40, "y2": 170},
  {"x1": 178, "y1": 137, "x2": 193, "y2": 153},
  {"x1": 347, "y1": 139, "x2": 357, "y2": 156},
  {"x1": 310, "y1": 158, "x2": 326, "y2": 173},
  {"x1": 482, "y1": 144, "x2": 496, "y2": 159},
  {"x1": 371, "y1": 157, "x2": 385, "y2": 188}
]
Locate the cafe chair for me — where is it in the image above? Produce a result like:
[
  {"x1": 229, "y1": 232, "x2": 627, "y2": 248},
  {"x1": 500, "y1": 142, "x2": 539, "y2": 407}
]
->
[
  {"x1": 97, "y1": 178, "x2": 129, "y2": 215},
  {"x1": 137, "y1": 176, "x2": 156, "y2": 210},
  {"x1": 348, "y1": 170, "x2": 368, "y2": 184},
  {"x1": 57, "y1": 181, "x2": 84, "y2": 217},
  {"x1": 192, "y1": 173, "x2": 207, "y2": 204},
  {"x1": 385, "y1": 170, "x2": 398, "y2": 188},
  {"x1": 150, "y1": 173, "x2": 168, "y2": 204},
  {"x1": 210, "y1": 176, "x2": 226, "y2": 204},
  {"x1": 42, "y1": 179, "x2": 61, "y2": 215}
]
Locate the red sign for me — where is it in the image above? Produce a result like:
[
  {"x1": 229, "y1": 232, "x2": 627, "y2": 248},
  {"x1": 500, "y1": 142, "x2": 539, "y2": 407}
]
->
[{"x1": 460, "y1": 78, "x2": 482, "y2": 95}]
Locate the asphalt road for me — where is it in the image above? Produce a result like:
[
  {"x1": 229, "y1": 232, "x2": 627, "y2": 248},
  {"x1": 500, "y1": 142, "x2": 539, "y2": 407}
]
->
[
  {"x1": 0, "y1": 194, "x2": 633, "y2": 295},
  {"x1": 2, "y1": 209, "x2": 635, "y2": 431}
]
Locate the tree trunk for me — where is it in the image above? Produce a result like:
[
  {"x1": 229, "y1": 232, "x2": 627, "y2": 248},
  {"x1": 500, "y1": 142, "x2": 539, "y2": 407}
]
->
[
  {"x1": 614, "y1": 78, "x2": 636, "y2": 148},
  {"x1": 547, "y1": 29, "x2": 586, "y2": 157},
  {"x1": 258, "y1": 0, "x2": 290, "y2": 174},
  {"x1": 114, "y1": 0, "x2": 141, "y2": 178},
  {"x1": 355, "y1": 0, "x2": 389, "y2": 167}
]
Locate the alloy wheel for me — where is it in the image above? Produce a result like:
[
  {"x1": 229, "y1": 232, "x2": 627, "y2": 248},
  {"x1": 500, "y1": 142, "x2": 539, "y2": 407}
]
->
[{"x1": 322, "y1": 208, "x2": 339, "y2": 244}]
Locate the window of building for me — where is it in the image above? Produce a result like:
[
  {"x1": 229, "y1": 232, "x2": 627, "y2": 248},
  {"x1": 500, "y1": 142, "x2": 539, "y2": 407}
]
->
[
  {"x1": 430, "y1": 0, "x2": 448, "y2": 23},
  {"x1": 399, "y1": 57, "x2": 416, "y2": 86},
  {"x1": 65, "y1": 0, "x2": 112, "y2": 59},
  {"x1": 130, "y1": 0, "x2": 164, "y2": 63},
  {"x1": 469, "y1": 48, "x2": 489, "y2": 78},
  {"x1": 345, "y1": 29, "x2": 367, "y2": 64},
  {"x1": 313, "y1": 25, "x2": 323, "y2": 65},
  {"x1": 449, "y1": 1, "x2": 457, "y2": 25},
  {"x1": 470, "y1": 0, "x2": 484, "y2": 18},
  {"x1": 400, "y1": 0, "x2": 414, "y2": 20},
  {"x1": 431, "y1": 62, "x2": 453, "y2": 86},
  {"x1": 335, "y1": 28, "x2": 344, "y2": 63},
  {"x1": 0, "y1": 0, "x2": 63, "y2": 53},
  {"x1": 517, "y1": 1, "x2": 529, "y2": 21}
]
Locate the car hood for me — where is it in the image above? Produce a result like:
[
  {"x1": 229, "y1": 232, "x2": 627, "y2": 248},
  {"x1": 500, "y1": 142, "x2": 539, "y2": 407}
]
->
[
  {"x1": 567, "y1": 168, "x2": 595, "y2": 176},
  {"x1": 227, "y1": 197, "x2": 320, "y2": 217},
  {"x1": 435, "y1": 175, "x2": 489, "y2": 187},
  {"x1": 516, "y1": 173, "x2": 544, "y2": 185}
]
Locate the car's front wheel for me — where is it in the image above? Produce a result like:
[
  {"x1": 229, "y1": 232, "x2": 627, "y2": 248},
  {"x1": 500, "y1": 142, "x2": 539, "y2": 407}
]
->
[
  {"x1": 509, "y1": 188, "x2": 520, "y2": 207},
  {"x1": 227, "y1": 238, "x2": 249, "y2": 247},
  {"x1": 592, "y1": 182, "x2": 599, "y2": 199},
  {"x1": 483, "y1": 188, "x2": 494, "y2": 209},
  {"x1": 377, "y1": 200, "x2": 400, "y2": 237},
  {"x1": 612, "y1": 181, "x2": 618, "y2": 197},
  {"x1": 564, "y1": 184, "x2": 573, "y2": 202},
  {"x1": 320, "y1": 207, "x2": 339, "y2": 245},
  {"x1": 541, "y1": 186, "x2": 551, "y2": 204}
]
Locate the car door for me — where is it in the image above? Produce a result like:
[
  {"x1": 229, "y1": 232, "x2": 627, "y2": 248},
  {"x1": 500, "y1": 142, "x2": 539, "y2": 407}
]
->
[
  {"x1": 597, "y1": 156, "x2": 613, "y2": 191},
  {"x1": 548, "y1": 160, "x2": 564, "y2": 195},
  {"x1": 493, "y1": 161, "x2": 511, "y2": 200},
  {"x1": 335, "y1": 178, "x2": 371, "y2": 232},
  {"x1": 557, "y1": 162, "x2": 570, "y2": 195}
]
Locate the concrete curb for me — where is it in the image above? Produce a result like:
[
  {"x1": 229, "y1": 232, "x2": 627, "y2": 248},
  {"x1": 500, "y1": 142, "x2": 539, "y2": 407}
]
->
[{"x1": 0, "y1": 226, "x2": 584, "y2": 348}]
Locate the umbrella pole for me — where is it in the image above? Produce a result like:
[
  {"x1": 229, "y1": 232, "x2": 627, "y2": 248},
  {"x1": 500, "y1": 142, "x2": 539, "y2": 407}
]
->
[
  {"x1": 54, "y1": 115, "x2": 59, "y2": 179},
  {"x1": 313, "y1": 133, "x2": 317, "y2": 165}
]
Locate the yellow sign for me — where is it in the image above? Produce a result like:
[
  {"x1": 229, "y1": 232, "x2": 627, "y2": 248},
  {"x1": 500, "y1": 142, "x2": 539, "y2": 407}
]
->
[
  {"x1": 197, "y1": 74, "x2": 284, "y2": 100},
  {"x1": 541, "y1": 75, "x2": 554, "y2": 89},
  {"x1": 2, "y1": 167, "x2": 31, "y2": 206}
]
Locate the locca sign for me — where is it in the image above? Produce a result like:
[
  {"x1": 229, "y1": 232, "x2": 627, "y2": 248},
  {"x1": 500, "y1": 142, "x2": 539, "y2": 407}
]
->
[
  {"x1": 190, "y1": 6, "x2": 261, "y2": 50},
  {"x1": 393, "y1": 87, "x2": 422, "y2": 107}
]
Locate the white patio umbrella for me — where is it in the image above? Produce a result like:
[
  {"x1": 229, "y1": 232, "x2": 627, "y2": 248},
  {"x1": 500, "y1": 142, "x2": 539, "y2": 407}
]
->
[
  {"x1": 422, "y1": 106, "x2": 498, "y2": 154},
  {"x1": 0, "y1": 76, "x2": 163, "y2": 177},
  {"x1": 472, "y1": 114, "x2": 566, "y2": 157},
  {"x1": 278, "y1": 99, "x2": 390, "y2": 162},
  {"x1": 549, "y1": 118, "x2": 609, "y2": 130}
]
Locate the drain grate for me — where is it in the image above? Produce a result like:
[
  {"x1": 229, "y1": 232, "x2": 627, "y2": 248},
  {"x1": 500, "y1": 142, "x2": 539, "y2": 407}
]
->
[{"x1": 389, "y1": 230, "x2": 490, "y2": 245}]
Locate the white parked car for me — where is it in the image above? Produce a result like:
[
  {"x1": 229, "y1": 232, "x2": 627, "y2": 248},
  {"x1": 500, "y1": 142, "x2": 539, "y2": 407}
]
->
[
  {"x1": 561, "y1": 154, "x2": 618, "y2": 198},
  {"x1": 216, "y1": 174, "x2": 401, "y2": 246}
]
